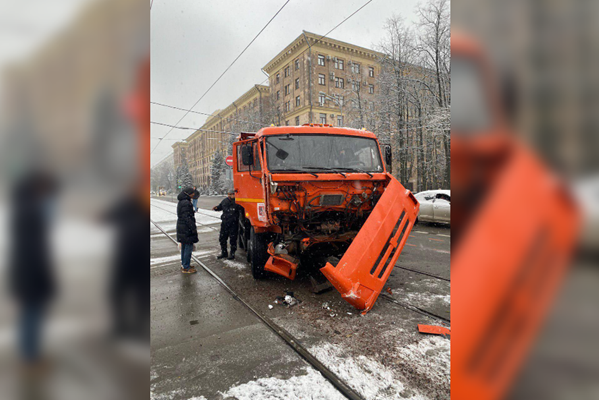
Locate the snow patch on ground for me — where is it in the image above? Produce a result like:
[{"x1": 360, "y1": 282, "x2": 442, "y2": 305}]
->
[
  {"x1": 221, "y1": 259, "x2": 248, "y2": 270},
  {"x1": 150, "y1": 388, "x2": 185, "y2": 400},
  {"x1": 151, "y1": 249, "x2": 218, "y2": 267},
  {"x1": 401, "y1": 291, "x2": 450, "y2": 307},
  {"x1": 220, "y1": 367, "x2": 345, "y2": 400},
  {"x1": 309, "y1": 343, "x2": 427, "y2": 400},
  {"x1": 397, "y1": 336, "x2": 450, "y2": 386}
]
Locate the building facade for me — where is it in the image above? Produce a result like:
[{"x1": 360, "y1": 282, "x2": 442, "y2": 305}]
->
[
  {"x1": 263, "y1": 31, "x2": 384, "y2": 129},
  {"x1": 180, "y1": 85, "x2": 270, "y2": 187},
  {"x1": 174, "y1": 32, "x2": 390, "y2": 189}
]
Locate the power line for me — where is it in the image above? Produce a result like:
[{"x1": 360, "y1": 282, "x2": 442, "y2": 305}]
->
[
  {"x1": 315, "y1": 0, "x2": 374, "y2": 44},
  {"x1": 151, "y1": 101, "x2": 266, "y2": 128},
  {"x1": 151, "y1": 121, "x2": 247, "y2": 136},
  {"x1": 155, "y1": 0, "x2": 376, "y2": 116},
  {"x1": 151, "y1": 0, "x2": 291, "y2": 155}
]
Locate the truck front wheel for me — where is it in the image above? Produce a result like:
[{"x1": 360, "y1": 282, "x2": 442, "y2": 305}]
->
[{"x1": 248, "y1": 227, "x2": 268, "y2": 279}]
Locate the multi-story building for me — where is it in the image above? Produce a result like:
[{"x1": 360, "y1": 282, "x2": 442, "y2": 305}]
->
[
  {"x1": 180, "y1": 85, "x2": 270, "y2": 187},
  {"x1": 174, "y1": 32, "x2": 387, "y2": 189},
  {"x1": 263, "y1": 31, "x2": 384, "y2": 128}
]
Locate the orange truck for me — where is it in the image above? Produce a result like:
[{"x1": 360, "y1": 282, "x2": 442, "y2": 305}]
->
[
  {"x1": 451, "y1": 33, "x2": 580, "y2": 400},
  {"x1": 232, "y1": 124, "x2": 419, "y2": 313}
]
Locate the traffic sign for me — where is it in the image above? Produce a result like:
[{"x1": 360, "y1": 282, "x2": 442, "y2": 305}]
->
[{"x1": 225, "y1": 155, "x2": 234, "y2": 167}]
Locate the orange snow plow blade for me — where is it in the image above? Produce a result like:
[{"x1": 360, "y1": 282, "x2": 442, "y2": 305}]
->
[{"x1": 320, "y1": 177, "x2": 419, "y2": 313}]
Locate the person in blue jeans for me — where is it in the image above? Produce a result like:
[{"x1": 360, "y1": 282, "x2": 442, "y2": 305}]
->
[
  {"x1": 176, "y1": 187, "x2": 198, "y2": 273},
  {"x1": 192, "y1": 186, "x2": 199, "y2": 212}
]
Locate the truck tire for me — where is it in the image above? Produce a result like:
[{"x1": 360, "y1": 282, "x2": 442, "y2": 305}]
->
[{"x1": 248, "y1": 227, "x2": 268, "y2": 279}]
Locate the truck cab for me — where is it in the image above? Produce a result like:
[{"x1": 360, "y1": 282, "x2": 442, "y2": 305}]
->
[{"x1": 232, "y1": 124, "x2": 419, "y2": 313}]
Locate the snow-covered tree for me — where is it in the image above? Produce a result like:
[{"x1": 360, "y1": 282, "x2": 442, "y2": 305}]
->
[
  {"x1": 176, "y1": 155, "x2": 193, "y2": 190},
  {"x1": 210, "y1": 150, "x2": 227, "y2": 194}
]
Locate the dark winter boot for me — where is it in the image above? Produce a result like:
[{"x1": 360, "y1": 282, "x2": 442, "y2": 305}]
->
[
  {"x1": 217, "y1": 251, "x2": 228, "y2": 259},
  {"x1": 227, "y1": 251, "x2": 235, "y2": 260}
]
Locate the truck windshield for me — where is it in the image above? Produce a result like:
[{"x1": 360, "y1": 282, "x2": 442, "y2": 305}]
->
[{"x1": 265, "y1": 134, "x2": 383, "y2": 173}]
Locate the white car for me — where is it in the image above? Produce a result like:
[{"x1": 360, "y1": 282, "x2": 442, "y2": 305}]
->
[{"x1": 414, "y1": 190, "x2": 450, "y2": 224}]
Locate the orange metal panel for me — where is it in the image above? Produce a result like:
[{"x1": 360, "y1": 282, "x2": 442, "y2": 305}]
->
[
  {"x1": 418, "y1": 324, "x2": 451, "y2": 336},
  {"x1": 264, "y1": 243, "x2": 298, "y2": 280},
  {"x1": 452, "y1": 140, "x2": 579, "y2": 400},
  {"x1": 320, "y1": 177, "x2": 419, "y2": 313}
]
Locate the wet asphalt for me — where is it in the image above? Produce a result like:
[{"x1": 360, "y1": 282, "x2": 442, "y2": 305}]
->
[{"x1": 151, "y1": 195, "x2": 450, "y2": 399}]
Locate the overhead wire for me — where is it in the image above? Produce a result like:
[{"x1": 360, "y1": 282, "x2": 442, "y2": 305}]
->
[{"x1": 151, "y1": 0, "x2": 291, "y2": 155}]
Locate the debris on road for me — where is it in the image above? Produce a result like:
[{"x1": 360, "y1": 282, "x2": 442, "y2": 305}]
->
[
  {"x1": 268, "y1": 304, "x2": 274, "y2": 310},
  {"x1": 309, "y1": 274, "x2": 333, "y2": 294},
  {"x1": 385, "y1": 287, "x2": 393, "y2": 295},
  {"x1": 417, "y1": 324, "x2": 451, "y2": 337},
  {"x1": 274, "y1": 292, "x2": 300, "y2": 307}
]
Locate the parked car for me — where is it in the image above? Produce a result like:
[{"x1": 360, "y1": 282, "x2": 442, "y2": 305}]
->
[{"x1": 414, "y1": 190, "x2": 450, "y2": 224}]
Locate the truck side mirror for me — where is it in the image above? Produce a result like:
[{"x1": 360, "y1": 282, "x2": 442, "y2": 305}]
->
[
  {"x1": 241, "y1": 145, "x2": 254, "y2": 166},
  {"x1": 384, "y1": 145, "x2": 392, "y2": 167}
]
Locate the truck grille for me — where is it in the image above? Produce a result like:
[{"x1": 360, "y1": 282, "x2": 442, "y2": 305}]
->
[{"x1": 319, "y1": 194, "x2": 345, "y2": 206}]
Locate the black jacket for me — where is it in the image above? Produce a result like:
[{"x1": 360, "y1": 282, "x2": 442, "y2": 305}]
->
[
  {"x1": 176, "y1": 192, "x2": 198, "y2": 244},
  {"x1": 8, "y1": 173, "x2": 57, "y2": 304},
  {"x1": 215, "y1": 197, "x2": 240, "y2": 223}
]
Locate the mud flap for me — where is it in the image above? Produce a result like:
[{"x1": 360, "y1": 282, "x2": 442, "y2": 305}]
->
[{"x1": 320, "y1": 177, "x2": 419, "y2": 313}]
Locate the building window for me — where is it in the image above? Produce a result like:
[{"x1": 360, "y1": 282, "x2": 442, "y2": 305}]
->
[
  {"x1": 337, "y1": 115, "x2": 343, "y2": 126},
  {"x1": 296, "y1": 95, "x2": 300, "y2": 107},
  {"x1": 295, "y1": 116, "x2": 300, "y2": 125},
  {"x1": 285, "y1": 120, "x2": 289, "y2": 125},
  {"x1": 369, "y1": 84, "x2": 374, "y2": 94},
  {"x1": 352, "y1": 81, "x2": 358, "y2": 91},
  {"x1": 335, "y1": 77, "x2": 344, "y2": 89},
  {"x1": 284, "y1": 66, "x2": 290, "y2": 77},
  {"x1": 295, "y1": 59, "x2": 300, "y2": 70},
  {"x1": 352, "y1": 63, "x2": 360, "y2": 74},
  {"x1": 318, "y1": 54, "x2": 325, "y2": 66},
  {"x1": 318, "y1": 74, "x2": 325, "y2": 85},
  {"x1": 334, "y1": 58, "x2": 344, "y2": 70},
  {"x1": 295, "y1": 78, "x2": 300, "y2": 90},
  {"x1": 285, "y1": 84, "x2": 290, "y2": 95},
  {"x1": 276, "y1": 90, "x2": 280, "y2": 100},
  {"x1": 319, "y1": 93, "x2": 325, "y2": 106},
  {"x1": 368, "y1": 66, "x2": 374, "y2": 77},
  {"x1": 285, "y1": 100, "x2": 290, "y2": 112},
  {"x1": 276, "y1": 73, "x2": 280, "y2": 84},
  {"x1": 320, "y1": 113, "x2": 326, "y2": 124}
]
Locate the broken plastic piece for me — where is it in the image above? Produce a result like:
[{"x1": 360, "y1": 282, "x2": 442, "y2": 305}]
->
[
  {"x1": 418, "y1": 324, "x2": 451, "y2": 337},
  {"x1": 264, "y1": 242, "x2": 299, "y2": 280}
]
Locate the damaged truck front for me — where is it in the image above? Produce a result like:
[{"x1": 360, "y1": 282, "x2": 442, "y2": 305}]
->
[{"x1": 233, "y1": 124, "x2": 419, "y2": 313}]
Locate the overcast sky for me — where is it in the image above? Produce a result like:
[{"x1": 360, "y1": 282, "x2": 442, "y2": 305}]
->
[{"x1": 150, "y1": 0, "x2": 423, "y2": 165}]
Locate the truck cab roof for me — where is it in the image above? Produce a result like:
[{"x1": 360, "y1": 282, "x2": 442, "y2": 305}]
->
[{"x1": 244, "y1": 125, "x2": 379, "y2": 140}]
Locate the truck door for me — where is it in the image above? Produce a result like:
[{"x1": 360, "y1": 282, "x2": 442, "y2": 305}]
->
[{"x1": 234, "y1": 140, "x2": 266, "y2": 225}]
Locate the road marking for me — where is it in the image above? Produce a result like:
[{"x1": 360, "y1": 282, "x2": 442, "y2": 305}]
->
[
  {"x1": 429, "y1": 238, "x2": 444, "y2": 242},
  {"x1": 414, "y1": 231, "x2": 429, "y2": 234},
  {"x1": 436, "y1": 234, "x2": 451, "y2": 237},
  {"x1": 405, "y1": 243, "x2": 416, "y2": 247}
]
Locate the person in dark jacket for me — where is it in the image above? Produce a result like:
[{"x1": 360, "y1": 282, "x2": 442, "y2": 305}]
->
[
  {"x1": 177, "y1": 187, "x2": 199, "y2": 273},
  {"x1": 8, "y1": 171, "x2": 58, "y2": 367},
  {"x1": 213, "y1": 189, "x2": 240, "y2": 260}
]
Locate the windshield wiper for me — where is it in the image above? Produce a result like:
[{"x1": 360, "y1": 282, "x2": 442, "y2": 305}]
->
[
  {"x1": 335, "y1": 167, "x2": 374, "y2": 178},
  {"x1": 303, "y1": 166, "x2": 346, "y2": 178},
  {"x1": 273, "y1": 168, "x2": 318, "y2": 178}
]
